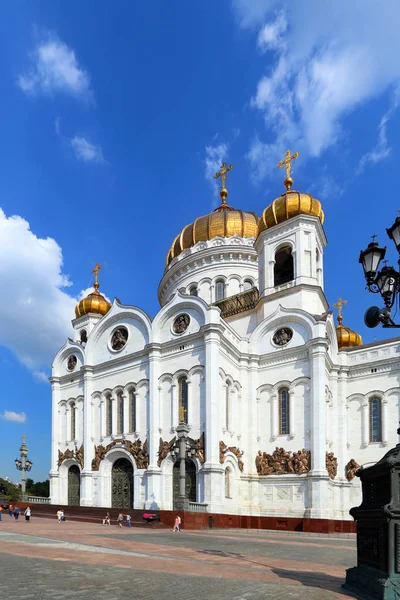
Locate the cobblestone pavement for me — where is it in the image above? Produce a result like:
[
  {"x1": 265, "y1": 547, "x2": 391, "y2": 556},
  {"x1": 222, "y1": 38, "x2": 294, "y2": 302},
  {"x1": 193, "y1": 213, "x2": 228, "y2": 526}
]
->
[{"x1": 0, "y1": 518, "x2": 357, "y2": 600}]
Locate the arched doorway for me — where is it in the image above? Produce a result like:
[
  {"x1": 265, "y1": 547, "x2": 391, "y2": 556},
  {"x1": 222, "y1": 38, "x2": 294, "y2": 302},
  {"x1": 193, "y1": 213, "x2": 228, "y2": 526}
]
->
[
  {"x1": 68, "y1": 465, "x2": 80, "y2": 506},
  {"x1": 173, "y1": 459, "x2": 196, "y2": 503},
  {"x1": 112, "y1": 458, "x2": 133, "y2": 508}
]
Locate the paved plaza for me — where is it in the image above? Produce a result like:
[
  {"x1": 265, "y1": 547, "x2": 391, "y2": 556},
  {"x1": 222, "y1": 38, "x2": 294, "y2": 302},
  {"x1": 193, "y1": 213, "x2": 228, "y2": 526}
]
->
[{"x1": 0, "y1": 517, "x2": 357, "y2": 599}]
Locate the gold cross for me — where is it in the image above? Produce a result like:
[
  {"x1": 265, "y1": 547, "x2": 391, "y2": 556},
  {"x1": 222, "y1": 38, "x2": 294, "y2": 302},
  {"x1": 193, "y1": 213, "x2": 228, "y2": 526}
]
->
[
  {"x1": 277, "y1": 150, "x2": 299, "y2": 190},
  {"x1": 333, "y1": 297, "x2": 347, "y2": 322},
  {"x1": 92, "y1": 263, "x2": 102, "y2": 290},
  {"x1": 214, "y1": 162, "x2": 234, "y2": 190}
]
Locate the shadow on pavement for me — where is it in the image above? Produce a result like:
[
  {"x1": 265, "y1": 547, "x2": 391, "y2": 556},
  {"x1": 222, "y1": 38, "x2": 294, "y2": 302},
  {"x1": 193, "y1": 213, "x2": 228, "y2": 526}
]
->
[{"x1": 272, "y1": 567, "x2": 352, "y2": 597}]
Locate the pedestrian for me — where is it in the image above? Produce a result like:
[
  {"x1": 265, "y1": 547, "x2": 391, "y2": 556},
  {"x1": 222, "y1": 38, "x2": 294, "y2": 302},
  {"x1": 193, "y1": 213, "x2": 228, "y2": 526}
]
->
[
  {"x1": 24, "y1": 506, "x2": 31, "y2": 522},
  {"x1": 117, "y1": 513, "x2": 124, "y2": 528},
  {"x1": 177, "y1": 515, "x2": 181, "y2": 531},
  {"x1": 172, "y1": 515, "x2": 179, "y2": 532},
  {"x1": 125, "y1": 514, "x2": 131, "y2": 527},
  {"x1": 0, "y1": 506, "x2": 3, "y2": 522},
  {"x1": 8, "y1": 504, "x2": 13, "y2": 518},
  {"x1": 13, "y1": 506, "x2": 20, "y2": 521},
  {"x1": 102, "y1": 512, "x2": 111, "y2": 526},
  {"x1": 56, "y1": 509, "x2": 62, "y2": 523},
  {"x1": 60, "y1": 510, "x2": 65, "y2": 522}
]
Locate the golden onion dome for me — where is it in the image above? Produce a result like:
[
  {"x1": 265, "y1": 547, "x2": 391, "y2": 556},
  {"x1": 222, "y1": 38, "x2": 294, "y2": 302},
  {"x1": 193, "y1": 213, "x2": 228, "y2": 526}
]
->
[
  {"x1": 75, "y1": 263, "x2": 111, "y2": 318},
  {"x1": 335, "y1": 315, "x2": 363, "y2": 349},
  {"x1": 166, "y1": 189, "x2": 259, "y2": 267},
  {"x1": 258, "y1": 190, "x2": 324, "y2": 234}
]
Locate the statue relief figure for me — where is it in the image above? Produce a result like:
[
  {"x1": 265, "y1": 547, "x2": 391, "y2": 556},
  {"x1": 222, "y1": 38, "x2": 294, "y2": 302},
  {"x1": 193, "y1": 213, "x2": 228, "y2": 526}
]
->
[
  {"x1": 173, "y1": 313, "x2": 190, "y2": 334},
  {"x1": 345, "y1": 458, "x2": 360, "y2": 481},
  {"x1": 272, "y1": 327, "x2": 293, "y2": 347},
  {"x1": 67, "y1": 355, "x2": 77, "y2": 372},
  {"x1": 255, "y1": 447, "x2": 311, "y2": 476},
  {"x1": 111, "y1": 327, "x2": 128, "y2": 351},
  {"x1": 75, "y1": 444, "x2": 84, "y2": 469},
  {"x1": 326, "y1": 452, "x2": 338, "y2": 480}
]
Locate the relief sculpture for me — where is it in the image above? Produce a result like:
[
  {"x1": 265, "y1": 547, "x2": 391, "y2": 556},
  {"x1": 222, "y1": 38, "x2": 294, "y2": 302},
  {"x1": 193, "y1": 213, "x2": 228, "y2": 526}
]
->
[
  {"x1": 157, "y1": 432, "x2": 205, "y2": 465},
  {"x1": 57, "y1": 445, "x2": 84, "y2": 469},
  {"x1": 57, "y1": 448, "x2": 74, "y2": 468},
  {"x1": 255, "y1": 447, "x2": 310, "y2": 476},
  {"x1": 345, "y1": 458, "x2": 360, "y2": 481},
  {"x1": 326, "y1": 452, "x2": 338, "y2": 480},
  {"x1": 220, "y1": 440, "x2": 244, "y2": 472},
  {"x1": 91, "y1": 438, "x2": 149, "y2": 470}
]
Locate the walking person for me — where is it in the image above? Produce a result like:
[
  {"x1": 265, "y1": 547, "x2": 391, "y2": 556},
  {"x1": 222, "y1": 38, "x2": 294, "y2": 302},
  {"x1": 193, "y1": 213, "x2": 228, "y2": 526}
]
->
[
  {"x1": 117, "y1": 513, "x2": 124, "y2": 528},
  {"x1": 125, "y1": 514, "x2": 131, "y2": 527},
  {"x1": 102, "y1": 512, "x2": 111, "y2": 526},
  {"x1": 13, "y1": 505, "x2": 20, "y2": 521},
  {"x1": 172, "y1": 515, "x2": 179, "y2": 532},
  {"x1": 24, "y1": 506, "x2": 31, "y2": 522},
  {"x1": 8, "y1": 504, "x2": 13, "y2": 518},
  {"x1": 56, "y1": 509, "x2": 62, "y2": 523},
  {"x1": 177, "y1": 515, "x2": 181, "y2": 532}
]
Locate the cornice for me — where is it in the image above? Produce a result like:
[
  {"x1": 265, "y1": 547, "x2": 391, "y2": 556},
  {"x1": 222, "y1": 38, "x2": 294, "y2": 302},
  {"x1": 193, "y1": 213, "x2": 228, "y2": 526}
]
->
[{"x1": 259, "y1": 283, "x2": 329, "y2": 311}]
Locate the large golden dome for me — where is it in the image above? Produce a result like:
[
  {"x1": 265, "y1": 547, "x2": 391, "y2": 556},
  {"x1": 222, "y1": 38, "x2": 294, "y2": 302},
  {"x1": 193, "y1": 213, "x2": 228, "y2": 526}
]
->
[
  {"x1": 75, "y1": 264, "x2": 111, "y2": 318},
  {"x1": 166, "y1": 191, "x2": 259, "y2": 267},
  {"x1": 258, "y1": 190, "x2": 324, "y2": 234},
  {"x1": 336, "y1": 316, "x2": 363, "y2": 349}
]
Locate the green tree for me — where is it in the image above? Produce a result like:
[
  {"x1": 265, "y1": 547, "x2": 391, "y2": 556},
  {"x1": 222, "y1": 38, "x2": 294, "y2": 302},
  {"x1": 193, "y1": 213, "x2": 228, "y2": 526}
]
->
[{"x1": 0, "y1": 478, "x2": 20, "y2": 501}]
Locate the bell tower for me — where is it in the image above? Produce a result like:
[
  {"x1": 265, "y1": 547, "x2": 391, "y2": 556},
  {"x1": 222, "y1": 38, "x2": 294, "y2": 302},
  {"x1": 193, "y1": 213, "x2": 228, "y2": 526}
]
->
[{"x1": 254, "y1": 151, "x2": 328, "y2": 316}]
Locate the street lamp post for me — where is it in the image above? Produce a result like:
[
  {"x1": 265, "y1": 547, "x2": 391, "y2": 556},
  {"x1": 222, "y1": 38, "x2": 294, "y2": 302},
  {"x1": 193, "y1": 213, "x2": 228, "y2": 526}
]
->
[
  {"x1": 15, "y1": 435, "x2": 33, "y2": 498},
  {"x1": 359, "y1": 216, "x2": 400, "y2": 328},
  {"x1": 173, "y1": 407, "x2": 196, "y2": 509}
]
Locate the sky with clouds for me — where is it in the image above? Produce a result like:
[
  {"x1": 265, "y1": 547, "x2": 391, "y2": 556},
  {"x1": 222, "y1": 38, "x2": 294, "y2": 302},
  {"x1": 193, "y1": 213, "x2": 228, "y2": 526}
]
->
[{"x1": 1, "y1": 0, "x2": 400, "y2": 481}]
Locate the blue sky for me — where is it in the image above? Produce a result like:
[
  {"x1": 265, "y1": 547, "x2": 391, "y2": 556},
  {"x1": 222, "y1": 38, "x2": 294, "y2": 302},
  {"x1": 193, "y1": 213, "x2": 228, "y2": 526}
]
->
[{"x1": 1, "y1": 0, "x2": 400, "y2": 482}]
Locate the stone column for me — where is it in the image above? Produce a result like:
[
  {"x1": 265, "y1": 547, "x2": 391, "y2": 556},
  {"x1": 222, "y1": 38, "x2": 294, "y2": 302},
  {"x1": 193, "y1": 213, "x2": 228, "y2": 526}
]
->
[
  {"x1": 81, "y1": 366, "x2": 94, "y2": 506},
  {"x1": 123, "y1": 393, "x2": 129, "y2": 435},
  {"x1": 171, "y1": 383, "x2": 177, "y2": 432},
  {"x1": 306, "y1": 341, "x2": 329, "y2": 519},
  {"x1": 289, "y1": 390, "x2": 295, "y2": 439},
  {"x1": 271, "y1": 392, "x2": 278, "y2": 441},
  {"x1": 361, "y1": 400, "x2": 369, "y2": 448},
  {"x1": 100, "y1": 398, "x2": 105, "y2": 440},
  {"x1": 202, "y1": 323, "x2": 224, "y2": 510},
  {"x1": 382, "y1": 399, "x2": 388, "y2": 446},
  {"x1": 49, "y1": 377, "x2": 61, "y2": 504},
  {"x1": 337, "y1": 369, "x2": 348, "y2": 479},
  {"x1": 145, "y1": 343, "x2": 162, "y2": 509}
]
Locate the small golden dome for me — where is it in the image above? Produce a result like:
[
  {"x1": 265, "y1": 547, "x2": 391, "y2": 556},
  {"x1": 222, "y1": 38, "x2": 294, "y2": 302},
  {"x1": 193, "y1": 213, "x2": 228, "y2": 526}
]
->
[
  {"x1": 335, "y1": 316, "x2": 363, "y2": 349},
  {"x1": 75, "y1": 263, "x2": 111, "y2": 318},
  {"x1": 166, "y1": 194, "x2": 259, "y2": 267},
  {"x1": 258, "y1": 190, "x2": 324, "y2": 234}
]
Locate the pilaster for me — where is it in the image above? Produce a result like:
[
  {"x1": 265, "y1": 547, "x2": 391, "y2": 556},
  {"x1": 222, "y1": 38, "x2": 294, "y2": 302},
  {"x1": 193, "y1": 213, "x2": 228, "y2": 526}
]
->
[
  {"x1": 145, "y1": 343, "x2": 162, "y2": 508},
  {"x1": 49, "y1": 377, "x2": 61, "y2": 504},
  {"x1": 81, "y1": 366, "x2": 94, "y2": 506}
]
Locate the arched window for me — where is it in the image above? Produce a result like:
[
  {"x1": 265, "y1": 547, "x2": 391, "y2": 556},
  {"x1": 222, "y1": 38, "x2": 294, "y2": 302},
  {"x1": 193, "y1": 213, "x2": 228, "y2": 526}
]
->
[
  {"x1": 70, "y1": 402, "x2": 76, "y2": 440},
  {"x1": 369, "y1": 397, "x2": 382, "y2": 442},
  {"x1": 117, "y1": 392, "x2": 124, "y2": 435},
  {"x1": 225, "y1": 381, "x2": 230, "y2": 430},
  {"x1": 106, "y1": 394, "x2": 112, "y2": 436},
  {"x1": 278, "y1": 388, "x2": 290, "y2": 435},
  {"x1": 80, "y1": 329, "x2": 87, "y2": 344},
  {"x1": 215, "y1": 279, "x2": 225, "y2": 302},
  {"x1": 274, "y1": 245, "x2": 294, "y2": 287},
  {"x1": 178, "y1": 376, "x2": 188, "y2": 424},
  {"x1": 129, "y1": 389, "x2": 136, "y2": 433},
  {"x1": 225, "y1": 467, "x2": 231, "y2": 498},
  {"x1": 243, "y1": 279, "x2": 253, "y2": 291},
  {"x1": 189, "y1": 285, "x2": 198, "y2": 296}
]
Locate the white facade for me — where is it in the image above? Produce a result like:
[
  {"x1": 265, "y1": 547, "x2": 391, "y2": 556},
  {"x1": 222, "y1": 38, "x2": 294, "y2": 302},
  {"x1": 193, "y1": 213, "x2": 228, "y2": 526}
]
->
[{"x1": 50, "y1": 205, "x2": 400, "y2": 521}]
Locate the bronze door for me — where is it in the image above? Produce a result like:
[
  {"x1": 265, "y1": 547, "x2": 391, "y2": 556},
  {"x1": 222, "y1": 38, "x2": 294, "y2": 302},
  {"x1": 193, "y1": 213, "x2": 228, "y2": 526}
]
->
[
  {"x1": 112, "y1": 458, "x2": 133, "y2": 508},
  {"x1": 68, "y1": 465, "x2": 80, "y2": 506},
  {"x1": 173, "y1": 459, "x2": 196, "y2": 503}
]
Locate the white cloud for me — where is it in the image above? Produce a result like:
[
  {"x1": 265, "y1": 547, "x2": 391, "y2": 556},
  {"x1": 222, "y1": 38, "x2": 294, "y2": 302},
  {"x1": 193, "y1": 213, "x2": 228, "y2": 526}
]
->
[
  {"x1": 1, "y1": 411, "x2": 27, "y2": 423},
  {"x1": 0, "y1": 208, "x2": 80, "y2": 374},
  {"x1": 232, "y1": 1, "x2": 400, "y2": 179},
  {"x1": 18, "y1": 34, "x2": 92, "y2": 100},
  {"x1": 358, "y1": 88, "x2": 400, "y2": 174},
  {"x1": 204, "y1": 142, "x2": 229, "y2": 205},
  {"x1": 70, "y1": 136, "x2": 104, "y2": 164}
]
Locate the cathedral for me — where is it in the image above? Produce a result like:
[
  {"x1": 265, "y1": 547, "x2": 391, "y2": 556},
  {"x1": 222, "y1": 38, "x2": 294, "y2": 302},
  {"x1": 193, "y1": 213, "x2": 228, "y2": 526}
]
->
[{"x1": 49, "y1": 154, "x2": 400, "y2": 522}]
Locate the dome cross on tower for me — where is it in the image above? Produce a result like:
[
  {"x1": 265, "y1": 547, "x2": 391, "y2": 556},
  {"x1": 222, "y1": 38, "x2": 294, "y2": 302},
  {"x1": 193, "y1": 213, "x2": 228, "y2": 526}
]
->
[
  {"x1": 92, "y1": 262, "x2": 102, "y2": 291},
  {"x1": 333, "y1": 297, "x2": 348, "y2": 324},
  {"x1": 277, "y1": 149, "x2": 299, "y2": 191},
  {"x1": 214, "y1": 162, "x2": 234, "y2": 204}
]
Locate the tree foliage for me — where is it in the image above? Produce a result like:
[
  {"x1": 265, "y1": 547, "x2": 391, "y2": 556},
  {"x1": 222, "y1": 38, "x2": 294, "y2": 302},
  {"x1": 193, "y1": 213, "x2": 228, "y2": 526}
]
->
[
  {"x1": 0, "y1": 478, "x2": 20, "y2": 501},
  {"x1": 26, "y1": 479, "x2": 50, "y2": 497}
]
